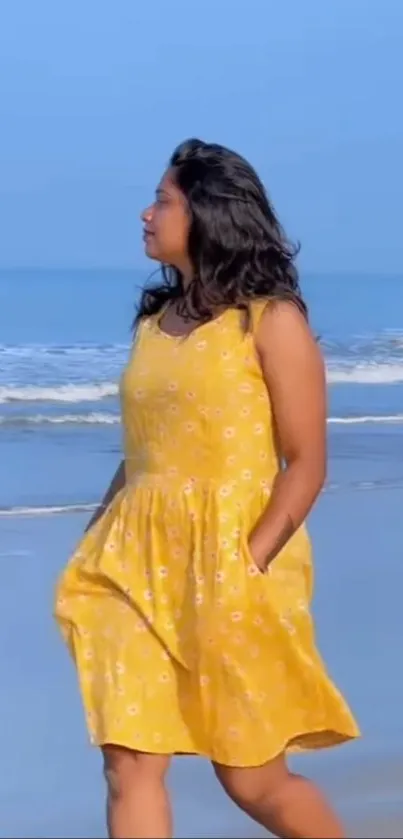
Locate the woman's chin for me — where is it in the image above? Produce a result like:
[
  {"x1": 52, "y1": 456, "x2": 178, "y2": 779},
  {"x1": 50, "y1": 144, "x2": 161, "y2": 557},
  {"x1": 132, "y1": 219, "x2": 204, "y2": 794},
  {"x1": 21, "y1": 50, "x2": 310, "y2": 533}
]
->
[{"x1": 144, "y1": 239, "x2": 161, "y2": 261}]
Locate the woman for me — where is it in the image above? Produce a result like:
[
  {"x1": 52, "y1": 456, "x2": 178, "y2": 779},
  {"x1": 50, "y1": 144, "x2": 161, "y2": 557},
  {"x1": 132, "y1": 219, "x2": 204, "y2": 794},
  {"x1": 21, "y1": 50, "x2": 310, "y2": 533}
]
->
[{"x1": 54, "y1": 138, "x2": 359, "y2": 838}]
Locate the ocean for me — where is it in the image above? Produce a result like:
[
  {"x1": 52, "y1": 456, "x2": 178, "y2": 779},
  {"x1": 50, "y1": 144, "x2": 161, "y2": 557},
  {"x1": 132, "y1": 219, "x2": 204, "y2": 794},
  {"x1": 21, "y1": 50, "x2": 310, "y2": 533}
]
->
[
  {"x1": 1, "y1": 269, "x2": 403, "y2": 516},
  {"x1": 1, "y1": 268, "x2": 403, "y2": 837}
]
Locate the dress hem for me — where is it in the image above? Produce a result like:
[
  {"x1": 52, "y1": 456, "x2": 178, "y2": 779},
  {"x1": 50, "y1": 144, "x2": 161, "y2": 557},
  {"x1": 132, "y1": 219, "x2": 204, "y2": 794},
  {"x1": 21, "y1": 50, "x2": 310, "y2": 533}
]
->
[{"x1": 90, "y1": 727, "x2": 360, "y2": 768}]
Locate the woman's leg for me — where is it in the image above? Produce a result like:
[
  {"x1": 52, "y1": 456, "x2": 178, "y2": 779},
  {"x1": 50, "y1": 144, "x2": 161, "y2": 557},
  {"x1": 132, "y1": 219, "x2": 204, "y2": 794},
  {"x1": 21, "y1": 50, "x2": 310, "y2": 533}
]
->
[
  {"x1": 214, "y1": 752, "x2": 345, "y2": 839},
  {"x1": 102, "y1": 745, "x2": 172, "y2": 839}
]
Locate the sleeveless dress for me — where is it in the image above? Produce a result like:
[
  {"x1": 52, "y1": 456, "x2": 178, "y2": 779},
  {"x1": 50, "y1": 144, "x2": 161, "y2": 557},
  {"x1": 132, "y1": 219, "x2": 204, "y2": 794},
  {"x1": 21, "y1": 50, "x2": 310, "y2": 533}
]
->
[{"x1": 54, "y1": 301, "x2": 359, "y2": 766}]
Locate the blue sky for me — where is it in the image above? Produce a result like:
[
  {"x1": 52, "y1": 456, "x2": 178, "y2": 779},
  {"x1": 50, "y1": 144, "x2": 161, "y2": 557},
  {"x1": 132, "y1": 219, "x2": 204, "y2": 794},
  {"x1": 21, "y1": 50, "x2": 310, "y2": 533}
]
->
[{"x1": 0, "y1": 0, "x2": 402, "y2": 272}]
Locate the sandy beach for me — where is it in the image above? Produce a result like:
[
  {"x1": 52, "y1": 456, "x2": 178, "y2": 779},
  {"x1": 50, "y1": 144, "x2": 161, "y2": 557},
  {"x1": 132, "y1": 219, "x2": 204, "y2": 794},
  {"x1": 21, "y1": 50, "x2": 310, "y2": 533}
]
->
[{"x1": 1, "y1": 483, "x2": 402, "y2": 838}]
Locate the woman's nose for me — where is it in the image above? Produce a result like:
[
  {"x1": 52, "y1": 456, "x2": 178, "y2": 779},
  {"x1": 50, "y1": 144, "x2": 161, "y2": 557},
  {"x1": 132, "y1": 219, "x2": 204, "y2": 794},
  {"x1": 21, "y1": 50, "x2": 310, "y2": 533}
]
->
[{"x1": 141, "y1": 205, "x2": 152, "y2": 223}]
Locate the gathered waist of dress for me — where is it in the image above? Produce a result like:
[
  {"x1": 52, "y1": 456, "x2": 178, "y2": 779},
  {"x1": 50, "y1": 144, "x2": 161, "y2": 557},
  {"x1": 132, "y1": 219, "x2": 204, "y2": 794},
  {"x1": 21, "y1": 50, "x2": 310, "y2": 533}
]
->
[{"x1": 124, "y1": 467, "x2": 277, "y2": 495}]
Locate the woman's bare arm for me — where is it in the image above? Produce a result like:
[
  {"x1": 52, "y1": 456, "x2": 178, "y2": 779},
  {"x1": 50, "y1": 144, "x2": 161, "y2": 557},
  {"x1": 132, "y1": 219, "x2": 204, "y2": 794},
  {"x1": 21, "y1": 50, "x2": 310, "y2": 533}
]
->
[
  {"x1": 248, "y1": 300, "x2": 327, "y2": 570},
  {"x1": 84, "y1": 459, "x2": 126, "y2": 533}
]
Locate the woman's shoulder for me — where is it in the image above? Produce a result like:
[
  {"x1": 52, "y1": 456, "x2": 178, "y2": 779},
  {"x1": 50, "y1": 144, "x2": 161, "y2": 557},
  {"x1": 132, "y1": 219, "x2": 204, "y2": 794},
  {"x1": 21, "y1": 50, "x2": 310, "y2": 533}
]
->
[{"x1": 253, "y1": 297, "x2": 324, "y2": 382}]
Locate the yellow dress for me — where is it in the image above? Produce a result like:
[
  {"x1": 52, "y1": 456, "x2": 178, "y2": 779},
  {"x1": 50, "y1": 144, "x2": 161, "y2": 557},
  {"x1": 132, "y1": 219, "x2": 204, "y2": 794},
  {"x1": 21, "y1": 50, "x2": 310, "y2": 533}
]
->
[{"x1": 54, "y1": 301, "x2": 359, "y2": 766}]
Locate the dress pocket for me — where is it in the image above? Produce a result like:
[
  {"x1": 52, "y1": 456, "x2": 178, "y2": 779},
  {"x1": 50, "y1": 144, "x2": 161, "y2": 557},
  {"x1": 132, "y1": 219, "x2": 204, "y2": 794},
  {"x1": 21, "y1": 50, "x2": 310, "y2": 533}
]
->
[{"x1": 240, "y1": 525, "x2": 266, "y2": 577}]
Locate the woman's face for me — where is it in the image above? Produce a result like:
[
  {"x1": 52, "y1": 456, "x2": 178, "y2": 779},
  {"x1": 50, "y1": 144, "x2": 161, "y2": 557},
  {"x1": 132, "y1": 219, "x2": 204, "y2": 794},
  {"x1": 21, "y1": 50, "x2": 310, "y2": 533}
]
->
[{"x1": 141, "y1": 170, "x2": 190, "y2": 270}]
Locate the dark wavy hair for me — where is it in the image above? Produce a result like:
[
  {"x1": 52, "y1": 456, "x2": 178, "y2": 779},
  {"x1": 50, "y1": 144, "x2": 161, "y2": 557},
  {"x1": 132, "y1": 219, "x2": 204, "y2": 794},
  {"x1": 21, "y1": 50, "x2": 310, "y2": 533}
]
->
[{"x1": 135, "y1": 138, "x2": 306, "y2": 328}]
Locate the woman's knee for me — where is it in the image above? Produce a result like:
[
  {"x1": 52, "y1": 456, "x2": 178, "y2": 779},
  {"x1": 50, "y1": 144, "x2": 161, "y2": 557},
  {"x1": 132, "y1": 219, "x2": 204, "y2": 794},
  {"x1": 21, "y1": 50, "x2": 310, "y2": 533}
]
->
[
  {"x1": 213, "y1": 753, "x2": 289, "y2": 812},
  {"x1": 102, "y1": 744, "x2": 171, "y2": 799}
]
